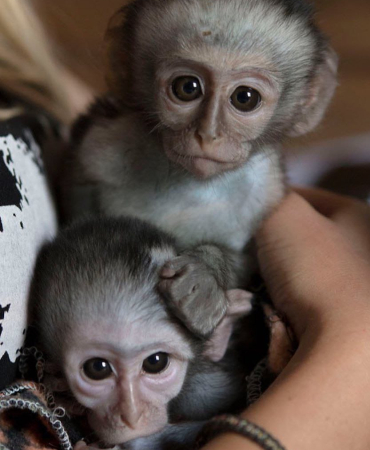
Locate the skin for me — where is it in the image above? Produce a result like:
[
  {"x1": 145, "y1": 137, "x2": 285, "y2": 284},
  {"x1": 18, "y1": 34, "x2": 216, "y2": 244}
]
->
[
  {"x1": 157, "y1": 55, "x2": 281, "y2": 179},
  {"x1": 65, "y1": 317, "x2": 193, "y2": 444},
  {"x1": 198, "y1": 188, "x2": 370, "y2": 450}
]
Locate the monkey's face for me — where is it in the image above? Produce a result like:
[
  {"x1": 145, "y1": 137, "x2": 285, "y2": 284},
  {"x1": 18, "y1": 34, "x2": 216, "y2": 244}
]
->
[
  {"x1": 117, "y1": 0, "x2": 337, "y2": 180},
  {"x1": 64, "y1": 316, "x2": 193, "y2": 446},
  {"x1": 154, "y1": 53, "x2": 281, "y2": 179}
]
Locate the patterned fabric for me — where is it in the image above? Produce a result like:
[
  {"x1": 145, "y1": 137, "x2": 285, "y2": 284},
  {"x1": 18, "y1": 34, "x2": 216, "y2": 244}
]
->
[
  {"x1": 0, "y1": 112, "x2": 58, "y2": 389},
  {"x1": 0, "y1": 381, "x2": 82, "y2": 450}
]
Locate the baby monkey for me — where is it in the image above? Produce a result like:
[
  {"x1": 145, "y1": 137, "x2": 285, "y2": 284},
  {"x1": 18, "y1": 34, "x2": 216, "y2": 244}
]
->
[
  {"x1": 62, "y1": 0, "x2": 338, "y2": 337},
  {"x1": 29, "y1": 217, "x2": 262, "y2": 450}
]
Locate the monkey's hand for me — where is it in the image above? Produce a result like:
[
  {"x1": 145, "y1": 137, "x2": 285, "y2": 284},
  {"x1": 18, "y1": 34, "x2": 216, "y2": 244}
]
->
[{"x1": 158, "y1": 254, "x2": 228, "y2": 337}]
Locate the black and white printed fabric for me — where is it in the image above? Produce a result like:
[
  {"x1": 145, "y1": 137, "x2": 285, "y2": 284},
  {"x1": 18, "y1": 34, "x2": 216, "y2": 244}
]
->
[{"x1": 0, "y1": 114, "x2": 58, "y2": 389}]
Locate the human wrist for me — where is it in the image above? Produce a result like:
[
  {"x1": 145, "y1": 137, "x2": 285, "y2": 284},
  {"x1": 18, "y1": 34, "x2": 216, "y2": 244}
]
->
[
  {"x1": 236, "y1": 314, "x2": 370, "y2": 450},
  {"x1": 199, "y1": 316, "x2": 370, "y2": 450},
  {"x1": 197, "y1": 415, "x2": 285, "y2": 450}
]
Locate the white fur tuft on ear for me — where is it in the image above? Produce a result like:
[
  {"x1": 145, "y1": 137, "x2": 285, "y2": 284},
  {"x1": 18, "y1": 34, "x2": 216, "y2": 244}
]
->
[
  {"x1": 289, "y1": 46, "x2": 338, "y2": 137},
  {"x1": 204, "y1": 290, "x2": 252, "y2": 362}
]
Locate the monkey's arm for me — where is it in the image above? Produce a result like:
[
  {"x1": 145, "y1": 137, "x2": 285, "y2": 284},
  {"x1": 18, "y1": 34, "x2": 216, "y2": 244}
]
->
[
  {"x1": 59, "y1": 95, "x2": 127, "y2": 221},
  {"x1": 158, "y1": 244, "x2": 244, "y2": 336}
]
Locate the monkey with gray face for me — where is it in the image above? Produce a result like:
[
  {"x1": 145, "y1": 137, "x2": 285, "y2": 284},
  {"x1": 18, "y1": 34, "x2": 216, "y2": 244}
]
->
[
  {"x1": 29, "y1": 217, "x2": 265, "y2": 450},
  {"x1": 62, "y1": 0, "x2": 337, "y2": 337}
]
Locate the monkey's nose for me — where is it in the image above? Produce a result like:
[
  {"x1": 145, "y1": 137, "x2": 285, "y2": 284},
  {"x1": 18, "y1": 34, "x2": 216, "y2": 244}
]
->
[
  {"x1": 117, "y1": 378, "x2": 144, "y2": 428},
  {"x1": 120, "y1": 407, "x2": 143, "y2": 429},
  {"x1": 195, "y1": 129, "x2": 221, "y2": 145}
]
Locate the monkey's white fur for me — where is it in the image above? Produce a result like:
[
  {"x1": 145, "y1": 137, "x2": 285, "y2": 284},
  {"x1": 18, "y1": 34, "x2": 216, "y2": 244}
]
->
[{"x1": 74, "y1": 114, "x2": 284, "y2": 252}]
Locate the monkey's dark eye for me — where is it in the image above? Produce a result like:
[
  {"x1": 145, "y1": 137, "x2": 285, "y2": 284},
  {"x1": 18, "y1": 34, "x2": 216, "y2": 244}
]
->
[
  {"x1": 230, "y1": 86, "x2": 261, "y2": 112},
  {"x1": 142, "y1": 352, "x2": 169, "y2": 374},
  {"x1": 83, "y1": 358, "x2": 113, "y2": 381},
  {"x1": 172, "y1": 77, "x2": 202, "y2": 102}
]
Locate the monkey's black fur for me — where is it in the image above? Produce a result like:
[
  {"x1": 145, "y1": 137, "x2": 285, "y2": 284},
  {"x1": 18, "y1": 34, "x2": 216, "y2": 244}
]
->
[
  {"x1": 34, "y1": 216, "x2": 174, "y2": 282},
  {"x1": 70, "y1": 95, "x2": 124, "y2": 147}
]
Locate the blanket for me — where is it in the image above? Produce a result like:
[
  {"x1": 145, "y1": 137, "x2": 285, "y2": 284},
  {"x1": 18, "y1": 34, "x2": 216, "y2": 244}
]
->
[{"x1": 0, "y1": 381, "x2": 82, "y2": 450}]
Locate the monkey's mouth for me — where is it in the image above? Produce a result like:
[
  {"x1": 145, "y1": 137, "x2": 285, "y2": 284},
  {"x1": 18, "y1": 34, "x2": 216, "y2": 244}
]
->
[
  {"x1": 89, "y1": 410, "x2": 167, "y2": 446},
  {"x1": 172, "y1": 150, "x2": 241, "y2": 179},
  {"x1": 173, "y1": 150, "x2": 237, "y2": 166}
]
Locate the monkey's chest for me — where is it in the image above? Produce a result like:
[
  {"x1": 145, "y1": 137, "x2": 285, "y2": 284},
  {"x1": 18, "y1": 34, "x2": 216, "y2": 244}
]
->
[{"x1": 101, "y1": 184, "x2": 261, "y2": 251}]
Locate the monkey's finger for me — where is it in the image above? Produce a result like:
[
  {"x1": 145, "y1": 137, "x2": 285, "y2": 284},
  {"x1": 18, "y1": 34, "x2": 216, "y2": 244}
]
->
[
  {"x1": 160, "y1": 256, "x2": 194, "y2": 278},
  {"x1": 158, "y1": 277, "x2": 200, "y2": 300},
  {"x1": 160, "y1": 266, "x2": 177, "y2": 278},
  {"x1": 158, "y1": 278, "x2": 177, "y2": 297},
  {"x1": 226, "y1": 289, "x2": 253, "y2": 315}
]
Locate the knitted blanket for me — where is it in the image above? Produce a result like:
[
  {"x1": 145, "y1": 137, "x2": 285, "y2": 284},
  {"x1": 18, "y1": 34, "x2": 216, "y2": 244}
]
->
[{"x1": 0, "y1": 381, "x2": 82, "y2": 450}]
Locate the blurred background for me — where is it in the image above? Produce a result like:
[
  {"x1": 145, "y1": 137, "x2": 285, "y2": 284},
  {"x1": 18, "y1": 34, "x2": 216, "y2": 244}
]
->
[{"x1": 32, "y1": 0, "x2": 370, "y2": 149}]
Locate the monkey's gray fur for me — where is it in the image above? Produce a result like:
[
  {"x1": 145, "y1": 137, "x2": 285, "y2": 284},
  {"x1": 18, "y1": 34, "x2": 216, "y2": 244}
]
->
[
  {"x1": 29, "y1": 217, "x2": 268, "y2": 450},
  {"x1": 61, "y1": 0, "x2": 337, "y2": 337}
]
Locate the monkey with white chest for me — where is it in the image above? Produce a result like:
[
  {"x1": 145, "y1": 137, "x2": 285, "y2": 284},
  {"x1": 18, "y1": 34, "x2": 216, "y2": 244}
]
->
[
  {"x1": 62, "y1": 0, "x2": 338, "y2": 337},
  {"x1": 29, "y1": 217, "x2": 261, "y2": 450}
]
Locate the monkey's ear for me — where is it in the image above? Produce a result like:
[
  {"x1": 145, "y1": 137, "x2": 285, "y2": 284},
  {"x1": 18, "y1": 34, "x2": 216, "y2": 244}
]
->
[
  {"x1": 288, "y1": 46, "x2": 338, "y2": 137},
  {"x1": 204, "y1": 290, "x2": 252, "y2": 362}
]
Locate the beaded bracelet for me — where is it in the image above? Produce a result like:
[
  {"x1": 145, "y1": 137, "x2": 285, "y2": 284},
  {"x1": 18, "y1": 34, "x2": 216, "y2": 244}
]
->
[{"x1": 196, "y1": 414, "x2": 286, "y2": 450}]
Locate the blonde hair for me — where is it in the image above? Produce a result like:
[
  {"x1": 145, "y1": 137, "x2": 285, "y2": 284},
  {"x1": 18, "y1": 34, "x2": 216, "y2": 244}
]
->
[{"x1": 0, "y1": 0, "x2": 73, "y2": 123}]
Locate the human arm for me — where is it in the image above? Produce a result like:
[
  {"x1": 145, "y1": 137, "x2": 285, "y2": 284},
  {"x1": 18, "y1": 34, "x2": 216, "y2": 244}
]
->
[{"x1": 201, "y1": 189, "x2": 370, "y2": 450}]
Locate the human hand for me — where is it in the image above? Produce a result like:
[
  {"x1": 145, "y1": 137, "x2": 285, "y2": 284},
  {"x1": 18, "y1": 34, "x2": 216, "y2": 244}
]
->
[
  {"x1": 256, "y1": 188, "x2": 370, "y2": 340},
  {"x1": 206, "y1": 189, "x2": 370, "y2": 450}
]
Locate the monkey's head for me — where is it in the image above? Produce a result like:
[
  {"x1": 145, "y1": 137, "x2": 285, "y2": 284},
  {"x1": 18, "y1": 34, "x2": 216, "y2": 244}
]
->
[
  {"x1": 107, "y1": 0, "x2": 337, "y2": 179},
  {"x1": 30, "y1": 218, "x2": 250, "y2": 446}
]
